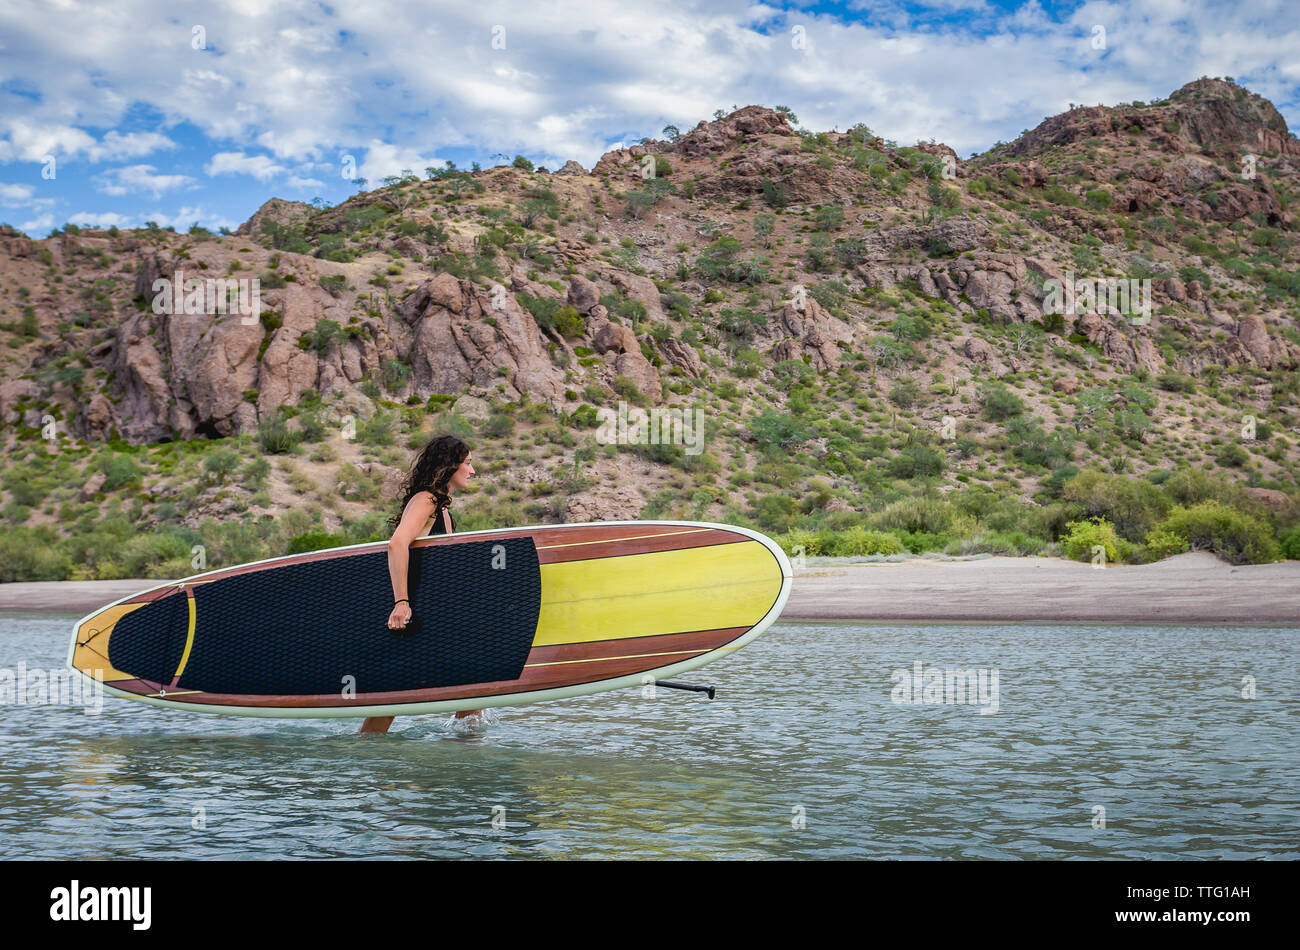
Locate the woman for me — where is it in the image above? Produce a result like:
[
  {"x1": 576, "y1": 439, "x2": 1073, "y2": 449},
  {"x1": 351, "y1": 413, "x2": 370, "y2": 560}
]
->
[{"x1": 357, "y1": 434, "x2": 477, "y2": 735}]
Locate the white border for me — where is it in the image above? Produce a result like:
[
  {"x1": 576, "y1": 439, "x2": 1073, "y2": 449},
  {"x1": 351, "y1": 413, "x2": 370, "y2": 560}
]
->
[{"x1": 68, "y1": 521, "x2": 793, "y2": 719}]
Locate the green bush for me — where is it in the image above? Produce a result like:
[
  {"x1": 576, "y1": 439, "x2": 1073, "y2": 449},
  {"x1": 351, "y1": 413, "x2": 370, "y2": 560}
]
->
[
  {"x1": 115, "y1": 532, "x2": 193, "y2": 576},
  {"x1": 303, "y1": 318, "x2": 342, "y2": 354},
  {"x1": 1143, "y1": 525, "x2": 1191, "y2": 560},
  {"x1": 1151, "y1": 501, "x2": 1282, "y2": 565},
  {"x1": 751, "y1": 495, "x2": 800, "y2": 534},
  {"x1": 1085, "y1": 188, "x2": 1112, "y2": 209},
  {"x1": 1280, "y1": 526, "x2": 1300, "y2": 559},
  {"x1": 258, "y1": 412, "x2": 298, "y2": 454},
  {"x1": 981, "y1": 382, "x2": 1025, "y2": 421},
  {"x1": 100, "y1": 455, "x2": 142, "y2": 491},
  {"x1": 518, "y1": 294, "x2": 586, "y2": 337},
  {"x1": 778, "y1": 527, "x2": 907, "y2": 557},
  {"x1": 202, "y1": 449, "x2": 241, "y2": 483},
  {"x1": 886, "y1": 442, "x2": 945, "y2": 478},
  {"x1": 481, "y1": 410, "x2": 515, "y2": 438},
  {"x1": 298, "y1": 410, "x2": 328, "y2": 443},
  {"x1": 358, "y1": 411, "x2": 396, "y2": 447},
  {"x1": 287, "y1": 531, "x2": 348, "y2": 554},
  {"x1": 1062, "y1": 469, "x2": 1170, "y2": 541},
  {"x1": 1215, "y1": 443, "x2": 1249, "y2": 467},
  {"x1": 894, "y1": 529, "x2": 949, "y2": 554},
  {"x1": 749, "y1": 410, "x2": 814, "y2": 450},
  {"x1": 1157, "y1": 372, "x2": 1197, "y2": 393},
  {"x1": 0, "y1": 526, "x2": 71, "y2": 581},
  {"x1": 1060, "y1": 517, "x2": 1120, "y2": 563},
  {"x1": 317, "y1": 274, "x2": 347, "y2": 297},
  {"x1": 955, "y1": 530, "x2": 1044, "y2": 556}
]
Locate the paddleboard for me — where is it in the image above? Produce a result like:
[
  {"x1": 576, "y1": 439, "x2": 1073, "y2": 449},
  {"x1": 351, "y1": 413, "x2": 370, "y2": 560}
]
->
[{"x1": 67, "y1": 520, "x2": 792, "y2": 718}]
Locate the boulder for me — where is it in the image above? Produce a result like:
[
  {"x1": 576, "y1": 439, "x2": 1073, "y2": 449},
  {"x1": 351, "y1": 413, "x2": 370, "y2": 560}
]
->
[
  {"x1": 593, "y1": 321, "x2": 639, "y2": 355},
  {"x1": 452, "y1": 394, "x2": 491, "y2": 423},
  {"x1": 658, "y1": 338, "x2": 706, "y2": 378},
  {"x1": 81, "y1": 392, "x2": 116, "y2": 441},
  {"x1": 612, "y1": 351, "x2": 663, "y2": 404},
  {"x1": 78, "y1": 471, "x2": 107, "y2": 501},
  {"x1": 566, "y1": 274, "x2": 603, "y2": 314}
]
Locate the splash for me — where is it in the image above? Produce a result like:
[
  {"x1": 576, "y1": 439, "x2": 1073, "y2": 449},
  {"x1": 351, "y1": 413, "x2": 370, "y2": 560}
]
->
[{"x1": 438, "y1": 708, "x2": 501, "y2": 738}]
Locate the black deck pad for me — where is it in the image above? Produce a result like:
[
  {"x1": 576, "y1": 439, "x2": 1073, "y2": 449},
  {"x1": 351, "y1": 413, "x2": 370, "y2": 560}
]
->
[
  {"x1": 107, "y1": 590, "x2": 190, "y2": 687},
  {"x1": 163, "y1": 537, "x2": 541, "y2": 696}
]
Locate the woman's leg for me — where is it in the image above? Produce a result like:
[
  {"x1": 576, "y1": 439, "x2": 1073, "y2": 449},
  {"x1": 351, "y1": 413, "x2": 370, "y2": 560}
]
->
[{"x1": 358, "y1": 716, "x2": 394, "y2": 733}]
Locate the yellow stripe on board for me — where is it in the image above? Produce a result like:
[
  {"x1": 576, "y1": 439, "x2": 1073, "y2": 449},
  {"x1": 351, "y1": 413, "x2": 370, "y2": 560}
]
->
[
  {"x1": 533, "y1": 540, "x2": 781, "y2": 647},
  {"x1": 172, "y1": 593, "x2": 197, "y2": 680}
]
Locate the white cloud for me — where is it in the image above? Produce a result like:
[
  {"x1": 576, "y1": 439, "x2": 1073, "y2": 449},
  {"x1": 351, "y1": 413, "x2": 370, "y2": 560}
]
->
[
  {"x1": 286, "y1": 175, "x2": 325, "y2": 190},
  {"x1": 0, "y1": 120, "x2": 174, "y2": 163},
  {"x1": 0, "y1": 183, "x2": 38, "y2": 205},
  {"x1": 18, "y1": 213, "x2": 55, "y2": 234},
  {"x1": 66, "y1": 211, "x2": 134, "y2": 228},
  {"x1": 139, "y1": 205, "x2": 241, "y2": 232},
  {"x1": 86, "y1": 130, "x2": 177, "y2": 162},
  {"x1": 358, "y1": 140, "x2": 443, "y2": 183},
  {"x1": 205, "y1": 152, "x2": 287, "y2": 181},
  {"x1": 0, "y1": 0, "x2": 1292, "y2": 198},
  {"x1": 94, "y1": 164, "x2": 195, "y2": 197}
]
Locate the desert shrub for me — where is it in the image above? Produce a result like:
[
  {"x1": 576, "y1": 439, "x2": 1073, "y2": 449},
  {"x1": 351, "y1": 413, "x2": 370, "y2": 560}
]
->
[
  {"x1": 778, "y1": 527, "x2": 907, "y2": 557},
  {"x1": 1061, "y1": 469, "x2": 1170, "y2": 541},
  {"x1": 886, "y1": 442, "x2": 945, "y2": 478},
  {"x1": 980, "y1": 381, "x2": 1025, "y2": 421},
  {"x1": 1215, "y1": 443, "x2": 1249, "y2": 467},
  {"x1": 286, "y1": 531, "x2": 348, "y2": 554},
  {"x1": 99, "y1": 455, "x2": 142, "y2": 490},
  {"x1": 358, "y1": 411, "x2": 397, "y2": 447},
  {"x1": 1143, "y1": 525, "x2": 1191, "y2": 560},
  {"x1": 1157, "y1": 372, "x2": 1197, "y2": 393},
  {"x1": 0, "y1": 526, "x2": 71, "y2": 581},
  {"x1": 1280, "y1": 525, "x2": 1300, "y2": 559},
  {"x1": 298, "y1": 410, "x2": 328, "y2": 443},
  {"x1": 749, "y1": 410, "x2": 815, "y2": 450},
  {"x1": 871, "y1": 495, "x2": 969, "y2": 536},
  {"x1": 751, "y1": 495, "x2": 800, "y2": 534},
  {"x1": 258, "y1": 411, "x2": 298, "y2": 454},
  {"x1": 1151, "y1": 501, "x2": 1281, "y2": 565},
  {"x1": 893, "y1": 529, "x2": 950, "y2": 554},
  {"x1": 1160, "y1": 468, "x2": 1250, "y2": 509},
  {"x1": 951, "y1": 530, "x2": 1045, "y2": 556},
  {"x1": 202, "y1": 449, "x2": 241, "y2": 483},
  {"x1": 319, "y1": 274, "x2": 348, "y2": 297},
  {"x1": 889, "y1": 377, "x2": 920, "y2": 407},
  {"x1": 1060, "y1": 517, "x2": 1120, "y2": 563}
]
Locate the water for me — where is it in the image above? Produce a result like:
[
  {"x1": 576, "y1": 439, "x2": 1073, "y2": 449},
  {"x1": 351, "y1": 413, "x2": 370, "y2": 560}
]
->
[{"x1": 2, "y1": 611, "x2": 1296, "y2": 859}]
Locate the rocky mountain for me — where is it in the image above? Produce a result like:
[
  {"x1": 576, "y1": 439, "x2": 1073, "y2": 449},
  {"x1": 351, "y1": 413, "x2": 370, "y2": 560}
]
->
[{"x1": 1, "y1": 76, "x2": 1297, "y2": 556}]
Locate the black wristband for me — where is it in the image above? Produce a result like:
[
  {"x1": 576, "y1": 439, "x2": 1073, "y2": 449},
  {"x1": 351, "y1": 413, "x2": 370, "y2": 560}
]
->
[{"x1": 394, "y1": 598, "x2": 409, "y2": 605}]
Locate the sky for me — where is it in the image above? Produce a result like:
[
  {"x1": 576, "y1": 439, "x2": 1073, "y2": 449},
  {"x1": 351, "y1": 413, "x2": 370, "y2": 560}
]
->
[{"x1": 1, "y1": 0, "x2": 1297, "y2": 237}]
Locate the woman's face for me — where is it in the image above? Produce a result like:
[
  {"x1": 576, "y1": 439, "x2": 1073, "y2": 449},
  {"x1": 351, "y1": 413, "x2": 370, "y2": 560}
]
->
[{"x1": 449, "y1": 453, "x2": 474, "y2": 492}]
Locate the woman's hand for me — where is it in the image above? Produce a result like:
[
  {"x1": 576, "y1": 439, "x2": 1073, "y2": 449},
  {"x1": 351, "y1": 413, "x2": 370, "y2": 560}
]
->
[{"x1": 387, "y1": 601, "x2": 412, "y2": 631}]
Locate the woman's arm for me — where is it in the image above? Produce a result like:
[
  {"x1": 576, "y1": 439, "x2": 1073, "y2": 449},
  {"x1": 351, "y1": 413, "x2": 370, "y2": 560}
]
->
[{"x1": 387, "y1": 492, "x2": 436, "y2": 626}]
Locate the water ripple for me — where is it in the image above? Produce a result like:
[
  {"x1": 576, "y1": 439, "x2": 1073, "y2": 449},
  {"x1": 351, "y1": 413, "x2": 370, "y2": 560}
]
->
[{"x1": 1, "y1": 612, "x2": 1296, "y2": 859}]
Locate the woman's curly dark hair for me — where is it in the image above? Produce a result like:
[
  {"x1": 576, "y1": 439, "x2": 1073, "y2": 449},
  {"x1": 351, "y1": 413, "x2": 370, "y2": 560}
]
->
[{"x1": 387, "y1": 435, "x2": 471, "y2": 532}]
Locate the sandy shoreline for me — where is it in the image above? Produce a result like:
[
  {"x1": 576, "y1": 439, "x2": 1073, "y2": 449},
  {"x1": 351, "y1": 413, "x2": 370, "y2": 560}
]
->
[
  {"x1": 1, "y1": 551, "x2": 1297, "y2": 623},
  {"x1": 784, "y1": 551, "x2": 1300, "y2": 623}
]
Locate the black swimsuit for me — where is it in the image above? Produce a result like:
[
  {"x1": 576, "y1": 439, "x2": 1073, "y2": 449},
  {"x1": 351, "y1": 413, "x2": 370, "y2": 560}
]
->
[{"x1": 430, "y1": 503, "x2": 456, "y2": 535}]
